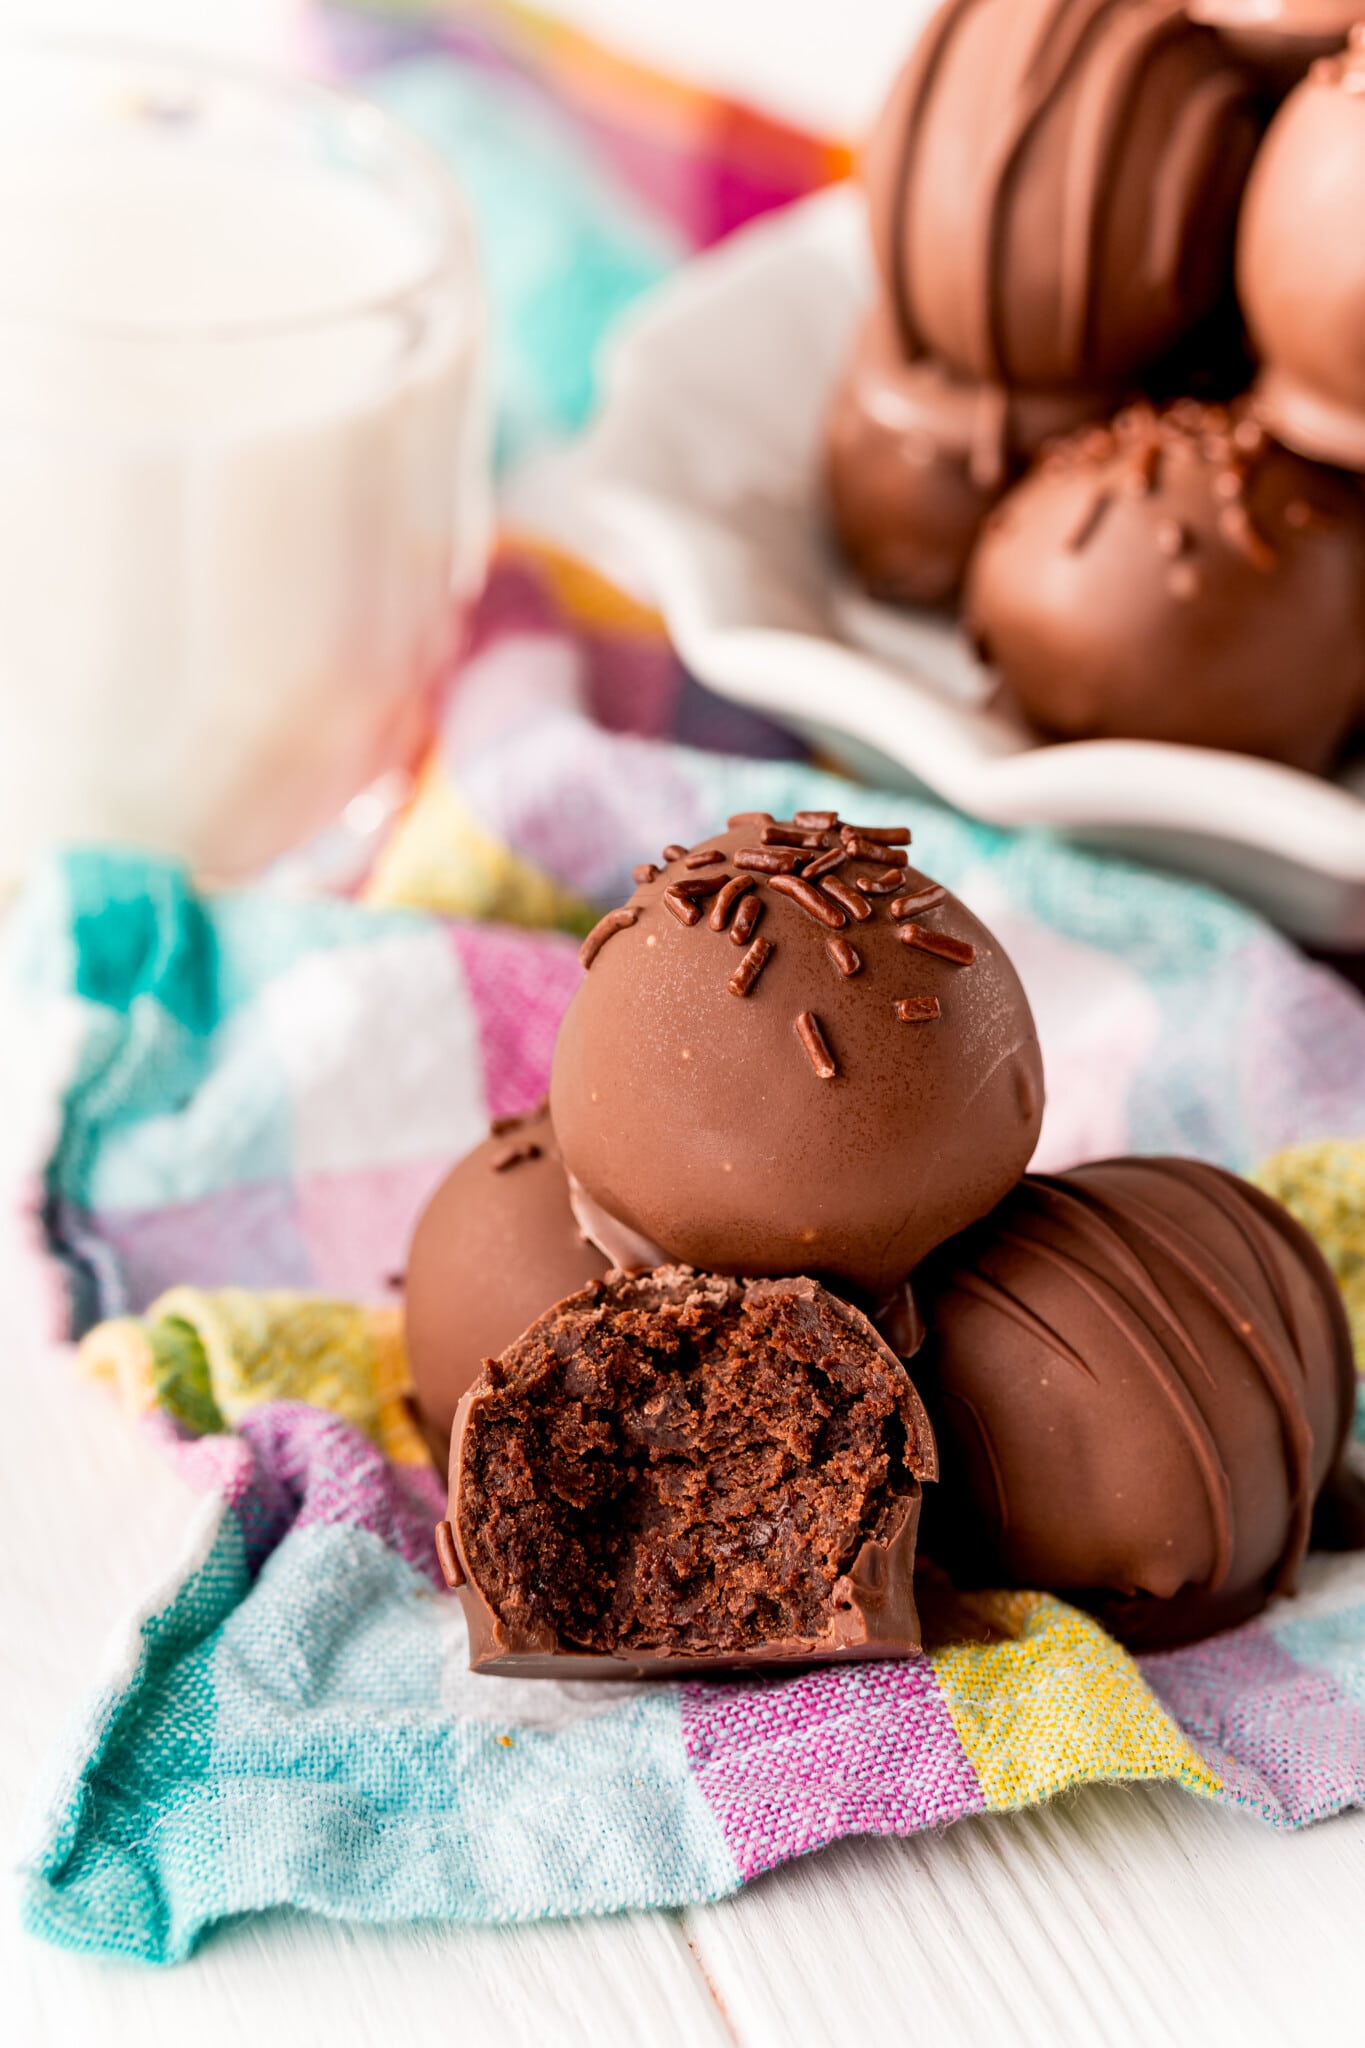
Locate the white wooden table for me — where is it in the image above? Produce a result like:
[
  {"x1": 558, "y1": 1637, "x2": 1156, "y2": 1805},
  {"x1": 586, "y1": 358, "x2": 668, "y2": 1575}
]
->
[{"x1": 6, "y1": 1329, "x2": 1365, "y2": 2048}]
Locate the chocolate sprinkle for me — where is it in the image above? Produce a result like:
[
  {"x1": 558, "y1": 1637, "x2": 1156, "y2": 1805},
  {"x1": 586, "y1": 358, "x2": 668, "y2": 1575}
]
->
[
  {"x1": 579, "y1": 906, "x2": 638, "y2": 969},
  {"x1": 1218, "y1": 502, "x2": 1277, "y2": 573},
  {"x1": 769, "y1": 872, "x2": 847, "y2": 928},
  {"x1": 761, "y1": 824, "x2": 828, "y2": 849},
  {"x1": 662, "y1": 844, "x2": 688, "y2": 863},
  {"x1": 709, "y1": 873, "x2": 754, "y2": 931},
  {"x1": 827, "y1": 936, "x2": 861, "y2": 978},
  {"x1": 672, "y1": 872, "x2": 729, "y2": 900},
  {"x1": 727, "y1": 811, "x2": 773, "y2": 828},
  {"x1": 900, "y1": 923, "x2": 977, "y2": 966},
  {"x1": 895, "y1": 996, "x2": 941, "y2": 1022},
  {"x1": 632, "y1": 862, "x2": 660, "y2": 885},
  {"x1": 794, "y1": 810, "x2": 840, "y2": 831},
  {"x1": 663, "y1": 888, "x2": 702, "y2": 927},
  {"x1": 801, "y1": 845, "x2": 848, "y2": 882},
  {"x1": 843, "y1": 837, "x2": 908, "y2": 866},
  {"x1": 735, "y1": 845, "x2": 805, "y2": 874},
  {"x1": 683, "y1": 848, "x2": 725, "y2": 869},
  {"x1": 794, "y1": 1010, "x2": 837, "y2": 1079},
  {"x1": 889, "y1": 884, "x2": 948, "y2": 919},
  {"x1": 841, "y1": 824, "x2": 910, "y2": 846},
  {"x1": 492, "y1": 1141, "x2": 542, "y2": 1171},
  {"x1": 820, "y1": 876, "x2": 873, "y2": 923},
  {"x1": 730, "y1": 893, "x2": 764, "y2": 945},
  {"x1": 728, "y1": 935, "x2": 774, "y2": 997},
  {"x1": 855, "y1": 867, "x2": 907, "y2": 895}
]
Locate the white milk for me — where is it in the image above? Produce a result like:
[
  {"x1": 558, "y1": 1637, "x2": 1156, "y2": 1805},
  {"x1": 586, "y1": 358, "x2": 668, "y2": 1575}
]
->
[{"x1": 0, "y1": 52, "x2": 486, "y2": 878}]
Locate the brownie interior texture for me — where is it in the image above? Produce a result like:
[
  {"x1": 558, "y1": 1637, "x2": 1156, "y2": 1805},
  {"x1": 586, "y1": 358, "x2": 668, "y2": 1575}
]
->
[{"x1": 456, "y1": 1270, "x2": 919, "y2": 1657}]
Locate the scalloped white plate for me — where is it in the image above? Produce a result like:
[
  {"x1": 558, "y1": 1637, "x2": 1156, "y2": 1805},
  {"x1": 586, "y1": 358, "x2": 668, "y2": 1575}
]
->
[{"x1": 526, "y1": 184, "x2": 1365, "y2": 945}]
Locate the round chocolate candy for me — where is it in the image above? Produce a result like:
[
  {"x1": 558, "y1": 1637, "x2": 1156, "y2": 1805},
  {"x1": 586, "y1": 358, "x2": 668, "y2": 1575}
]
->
[
  {"x1": 964, "y1": 400, "x2": 1365, "y2": 771},
  {"x1": 865, "y1": 0, "x2": 1261, "y2": 391},
  {"x1": 403, "y1": 1103, "x2": 609, "y2": 1451},
  {"x1": 914, "y1": 1157, "x2": 1357, "y2": 1648},
  {"x1": 1189, "y1": 0, "x2": 1359, "y2": 86},
  {"x1": 549, "y1": 812, "x2": 1044, "y2": 1300},
  {"x1": 1238, "y1": 32, "x2": 1365, "y2": 471},
  {"x1": 436, "y1": 1267, "x2": 937, "y2": 1676},
  {"x1": 825, "y1": 305, "x2": 1109, "y2": 607}
]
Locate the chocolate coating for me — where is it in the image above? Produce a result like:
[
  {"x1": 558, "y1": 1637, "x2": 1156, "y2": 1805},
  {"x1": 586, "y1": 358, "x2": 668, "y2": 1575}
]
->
[
  {"x1": 1238, "y1": 34, "x2": 1365, "y2": 471},
  {"x1": 865, "y1": 0, "x2": 1261, "y2": 390},
  {"x1": 404, "y1": 1105, "x2": 609, "y2": 1449},
  {"x1": 438, "y1": 1267, "x2": 937, "y2": 1677},
  {"x1": 549, "y1": 814, "x2": 1044, "y2": 1299},
  {"x1": 1190, "y1": 1, "x2": 1358, "y2": 86},
  {"x1": 964, "y1": 400, "x2": 1365, "y2": 770},
  {"x1": 915, "y1": 1158, "x2": 1356, "y2": 1648},
  {"x1": 825, "y1": 305, "x2": 1110, "y2": 606}
]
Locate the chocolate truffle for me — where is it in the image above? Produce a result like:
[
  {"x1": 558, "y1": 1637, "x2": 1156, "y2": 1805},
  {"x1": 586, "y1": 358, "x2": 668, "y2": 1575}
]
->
[
  {"x1": 915, "y1": 1158, "x2": 1356, "y2": 1648},
  {"x1": 825, "y1": 305, "x2": 1110, "y2": 606},
  {"x1": 865, "y1": 0, "x2": 1261, "y2": 391},
  {"x1": 964, "y1": 401, "x2": 1365, "y2": 771},
  {"x1": 404, "y1": 1104, "x2": 609, "y2": 1451},
  {"x1": 1189, "y1": 0, "x2": 1358, "y2": 86},
  {"x1": 550, "y1": 812, "x2": 1044, "y2": 1300},
  {"x1": 435, "y1": 1267, "x2": 937, "y2": 1676},
  {"x1": 1238, "y1": 33, "x2": 1365, "y2": 471}
]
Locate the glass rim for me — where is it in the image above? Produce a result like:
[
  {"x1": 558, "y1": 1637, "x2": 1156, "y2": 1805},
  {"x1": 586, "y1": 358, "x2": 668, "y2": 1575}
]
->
[{"x1": 0, "y1": 31, "x2": 477, "y2": 343}]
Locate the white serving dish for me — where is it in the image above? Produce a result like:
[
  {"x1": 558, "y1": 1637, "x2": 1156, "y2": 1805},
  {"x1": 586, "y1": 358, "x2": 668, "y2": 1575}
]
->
[{"x1": 535, "y1": 184, "x2": 1365, "y2": 946}]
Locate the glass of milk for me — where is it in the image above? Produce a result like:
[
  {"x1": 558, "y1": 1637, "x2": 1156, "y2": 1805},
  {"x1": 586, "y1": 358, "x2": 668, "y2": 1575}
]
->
[{"x1": 0, "y1": 39, "x2": 488, "y2": 880}]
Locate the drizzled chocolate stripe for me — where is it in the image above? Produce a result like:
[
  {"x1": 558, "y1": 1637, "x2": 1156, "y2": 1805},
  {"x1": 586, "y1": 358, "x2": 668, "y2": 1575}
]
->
[
  {"x1": 895, "y1": 996, "x2": 941, "y2": 1023},
  {"x1": 827, "y1": 936, "x2": 861, "y2": 978},
  {"x1": 728, "y1": 935, "x2": 774, "y2": 997},
  {"x1": 579, "y1": 906, "x2": 638, "y2": 968},
  {"x1": 795, "y1": 1010, "x2": 837, "y2": 1079},
  {"x1": 820, "y1": 876, "x2": 872, "y2": 923},
  {"x1": 730, "y1": 894, "x2": 764, "y2": 945},
  {"x1": 900, "y1": 923, "x2": 976, "y2": 966},
  {"x1": 769, "y1": 872, "x2": 847, "y2": 928},
  {"x1": 709, "y1": 874, "x2": 754, "y2": 931}
]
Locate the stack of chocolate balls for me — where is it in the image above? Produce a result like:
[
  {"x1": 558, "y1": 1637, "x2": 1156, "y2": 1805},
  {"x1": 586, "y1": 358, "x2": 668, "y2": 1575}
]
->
[
  {"x1": 827, "y1": 0, "x2": 1365, "y2": 774},
  {"x1": 406, "y1": 811, "x2": 1359, "y2": 1676}
]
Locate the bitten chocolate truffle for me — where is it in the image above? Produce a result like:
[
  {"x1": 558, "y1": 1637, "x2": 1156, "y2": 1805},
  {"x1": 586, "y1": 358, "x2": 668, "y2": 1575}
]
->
[
  {"x1": 1190, "y1": 0, "x2": 1358, "y2": 86},
  {"x1": 964, "y1": 401, "x2": 1365, "y2": 770},
  {"x1": 435, "y1": 1267, "x2": 937, "y2": 1676},
  {"x1": 404, "y1": 1104, "x2": 609, "y2": 1450},
  {"x1": 825, "y1": 305, "x2": 1109, "y2": 606},
  {"x1": 865, "y1": 0, "x2": 1260, "y2": 391},
  {"x1": 1238, "y1": 32, "x2": 1365, "y2": 471},
  {"x1": 915, "y1": 1158, "x2": 1357, "y2": 1648},
  {"x1": 550, "y1": 812, "x2": 1044, "y2": 1299}
]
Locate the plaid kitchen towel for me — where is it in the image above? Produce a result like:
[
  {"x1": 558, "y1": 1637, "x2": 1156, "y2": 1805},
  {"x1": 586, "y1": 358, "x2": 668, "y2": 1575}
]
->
[{"x1": 12, "y1": 4, "x2": 1365, "y2": 1971}]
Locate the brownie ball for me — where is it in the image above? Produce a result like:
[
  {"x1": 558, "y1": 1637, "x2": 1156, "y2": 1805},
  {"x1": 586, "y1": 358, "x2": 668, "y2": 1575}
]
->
[
  {"x1": 435, "y1": 1267, "x2": 937, "y2": 1676},
  {"x1": 915, "y1": 1158, "x2": 1356, "y2": 1648},
  {"x1": 1190, "y1": 0, "x2": 1358, "y2": 86},
  {"x1": 964, "y1": 401, "x2": 1365, "y2": 770},
  {"x1": 404, "y1": 1104, "x2": 609, "y2": 1450},
  {"x1": 825, "y1": 305, "x2": 1109, "y2": 606},
  {"x1": 1238, "y1": 33, "x2": 1365, "y2": 471},
  {"x1": 550, "y1": 811, "x2": 1044, "y2": 1300},
  {"x1": 865, "y1": 0, "x2": 1260, "y2": 391}
]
